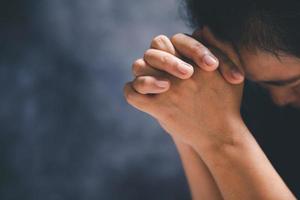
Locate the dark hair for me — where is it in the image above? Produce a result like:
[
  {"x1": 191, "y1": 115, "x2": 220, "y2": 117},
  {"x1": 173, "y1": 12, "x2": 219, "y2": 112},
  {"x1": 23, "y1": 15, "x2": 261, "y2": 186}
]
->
[{"x1": 184, "y1": 0, "x2": 300, "y2": 57}]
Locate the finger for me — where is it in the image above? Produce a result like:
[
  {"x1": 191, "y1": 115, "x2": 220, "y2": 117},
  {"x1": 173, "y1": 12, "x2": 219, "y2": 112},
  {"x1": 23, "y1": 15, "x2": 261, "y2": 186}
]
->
[
  {"x1": 132, "y1": 58, "x2": 164, "y2": 77},
  {"x1": 150, "y1": 35, "x2": 180, "y2": 57},
  {"x1": 219, "y1": 62, "x2": 245, "y2": 84},
  {"x1": 144, "y1": 49, "x2": 194, "y2": 79},
  {"x1": 132, "y1": 59, "x2": 172, "y2": 94},
  {"x1": 171, "y1": 33, "x2": 219, "y2": 71},
  {"x1": 132, "y1": 76, "x2": 170, "y2": 94},
  {"x1": 123, "y1": 82, "x2": 154, "y2": 112}
]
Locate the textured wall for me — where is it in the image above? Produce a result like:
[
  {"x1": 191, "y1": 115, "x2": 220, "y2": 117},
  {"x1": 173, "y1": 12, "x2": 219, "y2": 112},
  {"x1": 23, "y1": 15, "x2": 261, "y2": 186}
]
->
[{"x1": 0, "y1": 0, "x2": 191, "y2": 199}]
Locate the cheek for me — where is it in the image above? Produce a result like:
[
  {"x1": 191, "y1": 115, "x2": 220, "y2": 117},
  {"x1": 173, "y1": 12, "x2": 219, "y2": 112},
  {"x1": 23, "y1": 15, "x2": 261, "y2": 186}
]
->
[
  {"x1": 291, "y1": 85, "x2": 300, "y2": 105},
  {"x1": 288, "y1": 85, "x2": 300, "y2": 107},
  {"x1": 292, "y1": 84, "x2": 300, "y2": 95},
  {"x1": 267, "y1": 87, "x2": 296, "y2": 106}
]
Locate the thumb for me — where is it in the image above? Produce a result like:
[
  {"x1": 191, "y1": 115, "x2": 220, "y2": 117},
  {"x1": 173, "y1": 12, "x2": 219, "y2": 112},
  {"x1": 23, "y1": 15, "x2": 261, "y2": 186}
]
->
[{"x1": 219, "y1": 62, "x2": 245, "y2": 84}]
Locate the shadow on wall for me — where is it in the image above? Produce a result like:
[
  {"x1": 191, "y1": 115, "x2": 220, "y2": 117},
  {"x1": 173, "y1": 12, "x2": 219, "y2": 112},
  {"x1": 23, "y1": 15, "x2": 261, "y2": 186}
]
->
[{"x1": 0, "y1": 0, "x2": 191, "y2": 199}]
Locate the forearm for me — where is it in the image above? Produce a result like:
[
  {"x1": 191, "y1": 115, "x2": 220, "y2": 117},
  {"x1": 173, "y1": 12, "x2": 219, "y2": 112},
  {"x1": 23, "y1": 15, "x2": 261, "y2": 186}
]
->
[
  {"x1": 192, "y1": 121, "x2": 296, "y2": 200},
  {"x1": 173, "y1": 137, "x2": 223, "y2": 200}
]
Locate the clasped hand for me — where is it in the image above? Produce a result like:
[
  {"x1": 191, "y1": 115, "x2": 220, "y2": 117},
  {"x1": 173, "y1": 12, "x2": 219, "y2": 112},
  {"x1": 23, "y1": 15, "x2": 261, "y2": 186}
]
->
[{"x1": 124, "y1": 33, "x2": 244, "y2": 148}]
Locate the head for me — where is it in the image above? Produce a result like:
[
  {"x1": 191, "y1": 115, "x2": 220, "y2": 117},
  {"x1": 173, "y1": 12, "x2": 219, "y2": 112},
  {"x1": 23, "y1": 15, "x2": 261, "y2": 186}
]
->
[{"x1": 184, "y1": 0, "x2": 300, "y2": 108}]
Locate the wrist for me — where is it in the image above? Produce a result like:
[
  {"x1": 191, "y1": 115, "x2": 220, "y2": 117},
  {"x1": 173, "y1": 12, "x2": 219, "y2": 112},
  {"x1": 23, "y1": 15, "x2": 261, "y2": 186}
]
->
[{"x1": 190, "y1": 116, "x2": 251, "y2": 157}]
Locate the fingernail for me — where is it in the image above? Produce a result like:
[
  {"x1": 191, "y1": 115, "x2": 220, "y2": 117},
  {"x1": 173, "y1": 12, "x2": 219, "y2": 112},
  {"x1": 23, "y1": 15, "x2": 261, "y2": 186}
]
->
[
  {"x1": 156, "y1": 81, "x2": 169, "y2": 88},
  {"x1": 203, "y1": 55, "x2": 218, "y2": 67},
  {"x1": 231, "y1": 69, "x2": 243, "y2": 80},
  {"x1": 178, "y1": 63, "x2": 193, "y2": 75}
]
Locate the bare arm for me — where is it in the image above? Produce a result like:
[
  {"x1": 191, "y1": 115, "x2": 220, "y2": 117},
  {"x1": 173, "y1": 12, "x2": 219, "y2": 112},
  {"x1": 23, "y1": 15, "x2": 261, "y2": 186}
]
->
[
  {"x1": 192, "y1": 120, "x2": 296, "y2": 200},
  {"x1": 127, "y1": 32, "x2": 295, "y2": 199},
  {"x1": 173, "y1": 138, "x2": 223, "y2": 200},
  {"x1": 131, "y1": 34, "x2": 223, "y2": 199},
  {"x1": 124, "y1": 32, "x2": 295, "y2": 200}
]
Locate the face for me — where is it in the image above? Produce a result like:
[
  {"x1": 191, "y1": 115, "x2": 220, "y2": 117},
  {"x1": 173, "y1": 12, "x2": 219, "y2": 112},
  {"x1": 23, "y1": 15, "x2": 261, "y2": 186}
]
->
[{"x1": 200, "y1": 27, "x2": 300, "y2": 108}]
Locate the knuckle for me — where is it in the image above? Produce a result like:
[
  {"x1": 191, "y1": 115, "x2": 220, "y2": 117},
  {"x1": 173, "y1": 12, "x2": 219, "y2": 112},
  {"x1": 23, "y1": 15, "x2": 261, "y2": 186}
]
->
[
  {"x1": 191, "y1": 43, "x2": 207, "y2": 57},
  {"x1": 156, "y1": 34, "x2": 168, "y2": 41},
  {"x1": 132, "y1": 59, "x2": 144, "y2": 75},
  {"x1": 172, "y1": 60, "x2": 180, "y2": 71},
  {"x1": 152, "y1": 35, "x2": 168, "y2": 48},
  {"x1": 161, "y1": 55, "x2": 173, "y2": 67},
  {"x1": 162, "y1": 55, "x2": 178, "y2": 71},
  {"x1": 171, "y1": 33, "x2": 184, "y2": 42},
  {"x1": 134, "y1": 77, "x2": 151, "y2": 94},
  {"x1": 139, "y1": 77, "x2": 152, "y2": 88},
  {"x1": 144, "y1": 49, "x2": 153, "y2": 60}
]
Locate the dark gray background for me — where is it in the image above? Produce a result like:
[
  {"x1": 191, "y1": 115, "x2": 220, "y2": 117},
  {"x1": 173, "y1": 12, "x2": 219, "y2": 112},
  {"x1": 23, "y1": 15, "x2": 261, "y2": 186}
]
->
[{"x1": 0, "y1": 0, "x2": 191, "y2": 199}]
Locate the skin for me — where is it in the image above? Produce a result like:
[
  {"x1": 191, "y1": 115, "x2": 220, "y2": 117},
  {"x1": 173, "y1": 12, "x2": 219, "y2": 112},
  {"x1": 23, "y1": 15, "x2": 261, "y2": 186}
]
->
[
  {"x1": 201, "y1": 27, "x2": 300, "y2": 108},
  {"x1": 133, "y1": 36, "x2": 223, "y2": 199},
  {"x1": 173, "y1": 138, "x2": 223, "y2": 200},
  {"x1": 129, "y1": 32, "x2": 242, "y2": 199},
  {"x1": 241, "y1": 50, "x2": 300, "y2": 107},
  {"x1": 124, "y1": 27, "x2": 298, "y2": 199}
]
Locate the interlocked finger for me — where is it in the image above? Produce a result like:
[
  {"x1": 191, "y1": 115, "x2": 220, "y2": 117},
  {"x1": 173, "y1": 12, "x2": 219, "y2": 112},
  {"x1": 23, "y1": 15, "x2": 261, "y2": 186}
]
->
[
  {"x1": 144, "y1": 49, "x2": 194, "y2": 79},
  {"x1": 132, "y1": 58, "x2": 164, "y2": 77},
  {"x1": 132, "y1": 76, "x2": 170, "y2": 94}
]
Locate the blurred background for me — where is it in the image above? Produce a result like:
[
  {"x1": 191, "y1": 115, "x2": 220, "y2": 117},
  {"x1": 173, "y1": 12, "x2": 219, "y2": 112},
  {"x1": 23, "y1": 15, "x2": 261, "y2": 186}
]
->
[{"x1": 0, "y1": 0, "x2": 191, "y2": 199}]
